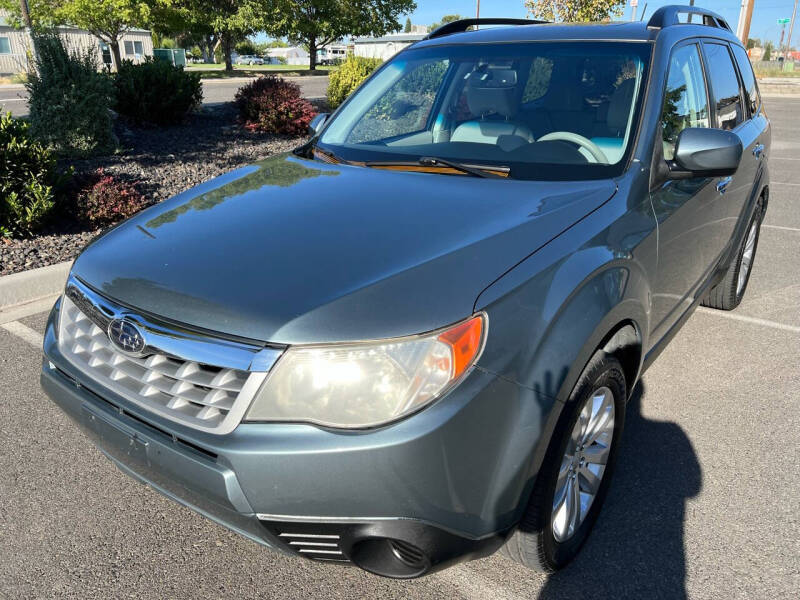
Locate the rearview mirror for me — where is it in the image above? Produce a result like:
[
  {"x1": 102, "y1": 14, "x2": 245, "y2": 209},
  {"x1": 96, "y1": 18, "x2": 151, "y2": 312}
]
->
[
  {"x1": 669, "y1": 128, "x2": 742, "y2": 179},
  {"x1": 309, "y1": 113, "x2": 329, "y2": 136}
]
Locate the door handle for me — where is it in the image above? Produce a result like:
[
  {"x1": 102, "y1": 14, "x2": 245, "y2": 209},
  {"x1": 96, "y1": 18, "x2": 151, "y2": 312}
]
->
[
  {"x1": 716, "y1": 176, "x2": 732, "y2": 194},
  {"x1": 752, "y1": 143, "x2": 765, "y2": 159}
]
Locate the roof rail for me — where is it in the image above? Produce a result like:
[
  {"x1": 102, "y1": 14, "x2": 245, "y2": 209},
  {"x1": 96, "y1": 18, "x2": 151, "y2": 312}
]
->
[
  {"x1": 424, "y1": 18, "x2": 547, "y2": 40},
  {"x1": 647, "y1": 5, "x2": 731, "y2": 31}
]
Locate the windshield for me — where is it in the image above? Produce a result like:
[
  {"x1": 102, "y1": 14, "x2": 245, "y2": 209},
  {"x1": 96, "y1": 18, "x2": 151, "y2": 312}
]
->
[{"x1": 317, "y1": 41, "x2": 651, "y2": 180}]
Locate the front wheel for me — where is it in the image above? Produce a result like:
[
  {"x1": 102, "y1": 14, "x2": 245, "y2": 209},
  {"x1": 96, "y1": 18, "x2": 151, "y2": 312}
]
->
[{"x1": 501, "y1": 351, "x2": 626, "y2": 572}]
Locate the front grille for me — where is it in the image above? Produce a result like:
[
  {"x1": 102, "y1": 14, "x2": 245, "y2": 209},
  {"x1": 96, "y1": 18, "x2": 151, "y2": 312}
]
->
[{"x1": 57, "y1": 278, "x2": 281, "y2": 435}]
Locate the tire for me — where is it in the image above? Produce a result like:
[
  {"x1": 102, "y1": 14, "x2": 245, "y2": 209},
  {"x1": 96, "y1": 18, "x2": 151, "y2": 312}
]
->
[
  {"x1": 501, "y1": 351, "x2": 626, "y2": 572},
  {"x1": 702, "y1": 199, "x2": 764, "y2": 311}
]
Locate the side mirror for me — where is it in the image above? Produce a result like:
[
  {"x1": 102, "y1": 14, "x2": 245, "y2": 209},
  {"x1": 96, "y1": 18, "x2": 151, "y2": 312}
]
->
[
  {"x1": 669, "y1": 128, "x2": 743, "y2": 179},
  {"x1": 309, "y1": 113, "x2": 329, "y2": 136}
]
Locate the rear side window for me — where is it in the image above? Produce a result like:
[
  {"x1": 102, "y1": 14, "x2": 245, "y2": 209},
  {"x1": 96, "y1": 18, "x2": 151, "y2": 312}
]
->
[
  {"x1": 661, "y1": 44, "x2": 709, "y2": 160},
  {"x1": 731, "y1": 44, "x2": 761, "y2": 116},
  {"x1": 522, "y1": 57, "x2": 553, "y2": 103},
  {"x1": 703, "y1": 42, "x2": 744, "y2": 130}
]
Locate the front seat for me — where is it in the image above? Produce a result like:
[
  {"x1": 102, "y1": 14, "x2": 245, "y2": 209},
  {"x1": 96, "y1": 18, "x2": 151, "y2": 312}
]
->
[
  {"x1": 590, "y1": 78, "x2": 637, "y2": 164},
  {"x1": 451, "y1": 68, "x2": 535, "y2": 151}
]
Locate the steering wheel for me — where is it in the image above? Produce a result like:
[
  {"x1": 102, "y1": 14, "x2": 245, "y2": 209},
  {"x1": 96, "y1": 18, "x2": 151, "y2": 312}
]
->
[{"x1": 537, "y1": 132, "x2": 609, "y2": 164}]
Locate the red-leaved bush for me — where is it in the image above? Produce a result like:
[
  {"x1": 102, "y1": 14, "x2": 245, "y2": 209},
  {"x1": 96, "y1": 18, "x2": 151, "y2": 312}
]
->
[
  {"x1": 78, "y1": 169, "x2": 147, "y2": 226},
  {"x1": 235, "y1": 75, "x2": 316, "y2": 135}
]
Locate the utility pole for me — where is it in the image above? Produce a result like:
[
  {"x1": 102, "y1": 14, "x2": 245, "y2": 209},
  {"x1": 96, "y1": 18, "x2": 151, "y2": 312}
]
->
[
  {"x1": 786, "y1": 0, "x2": 798, "y2": 61},
  {"x1": 736, "y1": 0, "x2": 754, "y2": 44},
  {"x1": 631, "y1": 0, "x2": 638, "y2": 23},
  {"x1": 476, "y1": 0, "x2": 480, "y2": 30}
]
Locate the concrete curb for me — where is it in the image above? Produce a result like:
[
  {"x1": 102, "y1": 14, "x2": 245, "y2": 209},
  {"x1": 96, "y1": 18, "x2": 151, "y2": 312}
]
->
[{"x1": 0, "y1": 261, "x2": 71, "y2": 310}]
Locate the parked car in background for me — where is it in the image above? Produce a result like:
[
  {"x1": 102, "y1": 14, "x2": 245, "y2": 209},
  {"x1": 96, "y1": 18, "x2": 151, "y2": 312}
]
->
[
  {"x1": 42, "y1": 6, "x2": 769, "y2": 580},
  {"x1": 236, "y1": 55, "x2": 265, "y2": 65}
]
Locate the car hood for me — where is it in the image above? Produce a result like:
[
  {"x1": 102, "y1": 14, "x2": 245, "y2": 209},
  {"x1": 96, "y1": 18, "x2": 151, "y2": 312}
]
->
[{"x1": 71, "y1": 154, "x2": 616, "y2": 345}]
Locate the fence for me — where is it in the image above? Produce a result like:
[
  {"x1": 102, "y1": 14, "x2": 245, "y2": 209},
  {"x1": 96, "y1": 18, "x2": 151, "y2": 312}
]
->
[{"x1": 153, "y1": 48, "x2": 186, "y2": 68}]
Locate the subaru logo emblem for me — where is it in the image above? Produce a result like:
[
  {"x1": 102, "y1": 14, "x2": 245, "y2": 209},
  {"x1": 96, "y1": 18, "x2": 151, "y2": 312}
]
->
[{"x1": 107, "y1": 319, "x2": 147, "y2": 355}]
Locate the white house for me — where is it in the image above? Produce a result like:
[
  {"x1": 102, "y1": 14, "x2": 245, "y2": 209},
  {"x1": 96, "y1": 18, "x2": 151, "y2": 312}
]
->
[
  {"x1": 0, "y1": 10, "x2": 153, "y2": 75},
  {"x1": 352, "y1": 33, "x2": 426, "y2": 61},
  {"x1": 266, "y1": 46, "x2": 310, "y2": 66}
]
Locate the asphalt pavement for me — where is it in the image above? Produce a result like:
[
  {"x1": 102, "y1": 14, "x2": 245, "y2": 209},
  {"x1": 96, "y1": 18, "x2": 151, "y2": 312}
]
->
[
  {"x1": 0, "y1": 75, "x2": 330, "y2": 117},
  {"x1": 0, "y1": 96, "x2": 798, "y2": 599}
]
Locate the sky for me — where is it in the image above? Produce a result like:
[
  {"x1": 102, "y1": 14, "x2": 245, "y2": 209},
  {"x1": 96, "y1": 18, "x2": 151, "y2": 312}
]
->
[{"x1": 407, "y1": 1, "x2": 799, "y2": 45}]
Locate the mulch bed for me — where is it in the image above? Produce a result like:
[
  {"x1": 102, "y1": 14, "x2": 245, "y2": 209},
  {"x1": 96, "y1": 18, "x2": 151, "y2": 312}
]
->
[{"x1": 1, "y1": 104, "x2": 313, "y2": 276}]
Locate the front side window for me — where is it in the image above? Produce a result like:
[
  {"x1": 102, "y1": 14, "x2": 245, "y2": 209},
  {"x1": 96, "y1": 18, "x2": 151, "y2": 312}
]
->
[
  {"x1": 347, "y1": 60, "x2": 449, "y2": 144},
  {"x1": 318, "y1": 42, "x2": 650, "y2": 181},
  {"x1": 703, "y1": 42, "x2": 744, "y2": 130},
  {"x1": 0, "y1": 37, "x2": 11, "y2": 55},
  {"x1": 661, "y1": 44, "x2": 709, "y2": 160},
  {"x1": 731, "y1": 44, "x2": 760, "y2": 116}
]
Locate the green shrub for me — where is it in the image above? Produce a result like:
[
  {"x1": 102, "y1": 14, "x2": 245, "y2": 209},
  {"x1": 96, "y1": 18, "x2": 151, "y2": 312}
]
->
[
  {"x1": 0, "y1": 112, "x2": 63, "y2": 237},
  {"x1": 327, "y1": 55, "x2": 383, "y2": 108},
  {"x1": 114, "y1": 58, "x2": 203, "y2": 126},
  {"x1": 26, "y1": 31, "x2": 116, "y2": 157}
]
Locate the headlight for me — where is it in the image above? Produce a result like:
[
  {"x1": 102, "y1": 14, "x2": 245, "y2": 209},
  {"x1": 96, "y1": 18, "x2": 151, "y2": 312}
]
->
[{"x1": 244, "y1": 314, "x2": 486, "y2": 429}]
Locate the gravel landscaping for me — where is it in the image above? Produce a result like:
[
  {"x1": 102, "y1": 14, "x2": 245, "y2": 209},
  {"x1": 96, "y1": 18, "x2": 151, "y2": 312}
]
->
[{"x1": 1, "y1": 103, "x2": 311, "y2": 277}]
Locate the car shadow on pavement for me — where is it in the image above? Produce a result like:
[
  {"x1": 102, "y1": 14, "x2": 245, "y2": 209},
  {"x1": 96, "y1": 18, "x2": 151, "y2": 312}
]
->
[{"x1": 537, "y1": 381, "x2": 702, "y2": 600}]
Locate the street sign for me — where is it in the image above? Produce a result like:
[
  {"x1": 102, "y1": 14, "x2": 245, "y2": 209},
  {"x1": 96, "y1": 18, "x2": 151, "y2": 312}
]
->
[{"x1": 778, "y1": 18, "x2": 791, "y2": 24}]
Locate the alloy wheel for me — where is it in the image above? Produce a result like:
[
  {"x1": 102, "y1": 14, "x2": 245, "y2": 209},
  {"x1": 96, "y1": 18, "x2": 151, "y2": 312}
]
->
[
  {"x1": 551, "y1": 386, "x2": 615, "y2": 543},
  {"x1": 737, "y1": 219, "x2": 759, "y2": 297}
]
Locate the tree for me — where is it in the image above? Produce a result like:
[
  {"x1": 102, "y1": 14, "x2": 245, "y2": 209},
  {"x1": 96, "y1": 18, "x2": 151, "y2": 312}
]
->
[
  {"x1": 746, "y1": 37, "x2": 761, "y2": 50},
  {"x1": 56, "y1": 0, "x2": 153, "y2": 71},
  {"x1": 764, "y1": 41, "x2": 773, "y2": 61},
  {"x1": 404, "y1": 17, "x2": 411, "y2": 33},
  {"x1": 264, "y1": 0, "x2": 417, "y2": 71},
  {"x1": 236, "y1": 38, "x2": 258, "y2": 55},
  {"x1": 524, "y1": 0, "x2": 625, "y2": 22},
  {"x1": 168, "y1": 0, "x2": 259, "y2": 70},
  {"x1": 428, "y1": 14, "x2": 461, "y2": 32},
  {"x1": 0, "y1": 0, "x2": 155, "y2": 71}
]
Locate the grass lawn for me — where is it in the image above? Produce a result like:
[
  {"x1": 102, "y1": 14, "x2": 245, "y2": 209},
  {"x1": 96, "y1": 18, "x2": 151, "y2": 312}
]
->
[
  {"x1": 0, "y1": 73, "x2": 27, "y2": 85},
  {"x1": 186, "y1": 64, "x2": 336, "y2": 78}
]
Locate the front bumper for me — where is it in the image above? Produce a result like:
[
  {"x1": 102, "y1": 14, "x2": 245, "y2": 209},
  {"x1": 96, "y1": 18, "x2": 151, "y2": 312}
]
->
[{"x1": 42, "y1": 300, "x2": 554, "y2": 577}]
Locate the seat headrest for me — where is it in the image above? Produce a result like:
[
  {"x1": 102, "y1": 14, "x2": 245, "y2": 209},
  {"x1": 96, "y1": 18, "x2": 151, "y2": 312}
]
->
[
  {"x1": 608, "y1": 78, "x2": 636, "y2": 132},
  {"x1": 465, "y1": 68, "x2": 519, "y2": 119}
]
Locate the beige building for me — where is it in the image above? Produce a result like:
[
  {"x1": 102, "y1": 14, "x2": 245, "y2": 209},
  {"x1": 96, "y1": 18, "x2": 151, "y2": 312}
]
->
[{"x1": 0, "y1": 10, "x2": 152, "y2": 75}]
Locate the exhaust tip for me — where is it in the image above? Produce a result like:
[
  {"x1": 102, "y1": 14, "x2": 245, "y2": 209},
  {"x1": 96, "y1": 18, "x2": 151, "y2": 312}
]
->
[{"x1": 350, "y1": 538, "x2": 430, "y2": 579}]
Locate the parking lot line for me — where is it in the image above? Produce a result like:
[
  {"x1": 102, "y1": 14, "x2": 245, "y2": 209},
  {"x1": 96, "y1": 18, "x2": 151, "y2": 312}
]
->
[
  {"x1": 761, "y1": 224, "x2": 800, "y2": 232},
  {"x1": 435, "y1": 565, "x2": 524, "y2": 600},
  {"x1": 695, "y1": 308, "x2": 800, "y2": 333},
  {"x1": 1, "y1": 321, "x2": 43, "y2": 348},
  {"x1": 771, "y1": 181, "x2": 800, "y2": 186}
]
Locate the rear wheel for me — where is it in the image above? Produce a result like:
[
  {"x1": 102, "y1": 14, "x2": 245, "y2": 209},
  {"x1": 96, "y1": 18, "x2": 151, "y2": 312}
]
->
[
  {"x1": 501, "y1": 351, "x2": 626, "y2": 572},
  {"x1": 702, "y1": 199, "x2": 763, "y2": 311}
]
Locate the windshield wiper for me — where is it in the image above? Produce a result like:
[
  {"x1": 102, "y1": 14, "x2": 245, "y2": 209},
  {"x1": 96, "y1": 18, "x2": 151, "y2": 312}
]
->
[{"x1": 418, "y1": 156, "x2": 506, "y2": 179}]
